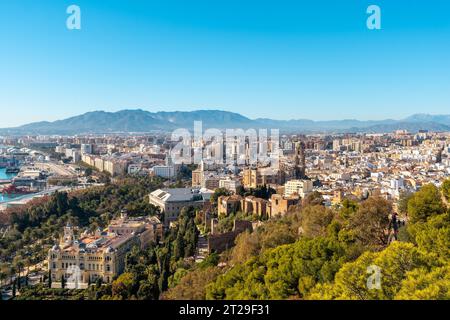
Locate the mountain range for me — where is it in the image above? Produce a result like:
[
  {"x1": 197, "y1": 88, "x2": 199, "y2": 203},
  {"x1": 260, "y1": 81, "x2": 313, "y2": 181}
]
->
[{"x1": 1, "y1": 109, "x2": 450, "y2": 135}]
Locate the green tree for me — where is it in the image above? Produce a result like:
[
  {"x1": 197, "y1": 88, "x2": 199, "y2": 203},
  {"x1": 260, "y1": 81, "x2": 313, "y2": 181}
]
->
[
  {"x1": 210, "y1": 188, "x2": 231, "y2": 205},
  {"x1": 408, "y1": 184, "x2": 444, "y2": 223},
  {"x1": 137, "y1": 281, "x2": 158, "y2": 300},
  {"x1": 299, "y1": 205, "x2": 334, "y2": 238},
  {"x1": 164, "y1": 267, "x2": 221, "y2": 300},
  {"x1": 398, "y1": 191, "x2": 413, "y2": 215},
  {"x1": 173, "y1": 235, "x2": 185, "y2": 261},
  {"x1": 302, "y1": 191, "x2": 324, "y2": 206},
  {"x1": 85, "y1": 167, "x2": 93, "y2": 177},
  {"x1": 207, "y1": 236, "x2": 348, "y2": 300},
  {"x1": 47, "y1": 269, "x2": 52, "y2": 288},
  {"x1": 13, "y1": 257, "x2": 24, "y2": 289},
  {"x1": 308, "y1": 242, "x2": 438, "y2": 300},
  {"x1": 112, "y1": 272, "x2": 134, "y2": 299},
  {"x1": 395, "y1": 265, "x2": 450, "y2": 300},
  {"x1": 338, "y1": 198, "x2": 359, "y2": 221},
  {"x1": 442, "y1": 179, "x2": 450, "y2": 201},
  {"x1": 350, "y1": 196, "x2": 392, "y2": 247},
  {"x1": 0, "y1": 269, "x2": 5, "y2": 287},
  {"x1": 407, "y1": 212, "x2": 450, "y2": 259},
  {"x1": 96, "y1": 277, "x2": 103, "y2": 288},
  {"x1": 12, "y1": 278, "x2": 16, "y2": 298}
]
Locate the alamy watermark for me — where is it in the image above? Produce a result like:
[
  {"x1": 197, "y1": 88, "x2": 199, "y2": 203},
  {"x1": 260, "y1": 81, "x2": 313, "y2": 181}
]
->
[
  {"x1": 367, "y1": 5, "x2": 381, "y2": 30},
  {"x1": 66, "y1": 5, "x2": 81, "y2": 30},
  {"x1": 65, "y1": 4, "x2": 381, "y2": 32},
  {"x1": 170, "y1": 121, "x2": 280, "y2": 170},
  {"x1": 366, "y1": 264, "x2": 382, "y2": 290},
  {"x1": 66, "y1": 265, "x2": 82, "y2": 289}
]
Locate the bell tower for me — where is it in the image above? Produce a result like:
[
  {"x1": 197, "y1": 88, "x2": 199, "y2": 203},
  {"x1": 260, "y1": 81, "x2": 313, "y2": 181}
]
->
[{"x1": 294, "y1": 141, "x2": 307, "y2": 179}]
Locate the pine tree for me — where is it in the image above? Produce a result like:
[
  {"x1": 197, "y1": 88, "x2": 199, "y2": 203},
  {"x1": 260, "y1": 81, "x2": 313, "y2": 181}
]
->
[{"x1": 174, "y1": 235, "x2": 185, "y2": 260}]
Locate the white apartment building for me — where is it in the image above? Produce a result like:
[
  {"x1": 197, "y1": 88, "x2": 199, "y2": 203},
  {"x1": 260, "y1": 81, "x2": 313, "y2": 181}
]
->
[
  {"x1": 219, "y1": 178, "x2": 241, "y2": 193},
  {"x1": 81, "y1": 144, "x2": 93, "y2": 155},
  {"x1": 65, "y1": 148, "x2": 81, "y2": 163},
  {"x1": 284, "y1": 179, "x2": 313, "y2": 198},
  {"x1": 152, "y1": 165, "x2": 175, "y2": 179}
]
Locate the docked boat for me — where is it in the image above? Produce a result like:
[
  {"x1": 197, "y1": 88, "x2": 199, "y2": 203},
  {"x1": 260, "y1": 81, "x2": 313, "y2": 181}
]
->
[{"x1": 0, "y1": 185, "x2": 32, "y2": 195}]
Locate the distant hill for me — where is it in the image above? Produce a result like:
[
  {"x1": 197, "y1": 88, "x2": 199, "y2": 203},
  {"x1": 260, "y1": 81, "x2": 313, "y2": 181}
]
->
[
  {"x1": 1, "y1": 109, "x2": 450, "y2": 134},
  {"x1": 403, "y1": 114, "x2": 450, "y2": 125}
]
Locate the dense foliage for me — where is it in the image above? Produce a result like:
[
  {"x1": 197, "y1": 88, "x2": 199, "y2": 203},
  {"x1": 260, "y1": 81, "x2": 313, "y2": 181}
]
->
[
  {"x1": 5, "y1": 178, "x2": 450, "y2": 300},
  {"x1": 200, "y1": 183, "x2": 450, "y2": 300},
  {"x1": 0, "y1": 176, "x2": 163, "y2": 287}
]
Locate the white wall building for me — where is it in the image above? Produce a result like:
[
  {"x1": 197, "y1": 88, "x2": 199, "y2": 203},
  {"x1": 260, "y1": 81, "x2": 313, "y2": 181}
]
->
[
  {"x1": 81, "y1": 144, "x2": 93, "y2": 155},
  {"x1": 284, "y1": 179, "x2": 313, "y2": 198},
  {"x1": 153, "y1": 165, "x2": 175, "y2": 178}
]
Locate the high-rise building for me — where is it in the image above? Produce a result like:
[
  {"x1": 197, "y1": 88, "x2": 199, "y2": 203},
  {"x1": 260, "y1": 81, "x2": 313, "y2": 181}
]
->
[{"x1": 153, "y1": 165, "x2": 175, "y2": 178}]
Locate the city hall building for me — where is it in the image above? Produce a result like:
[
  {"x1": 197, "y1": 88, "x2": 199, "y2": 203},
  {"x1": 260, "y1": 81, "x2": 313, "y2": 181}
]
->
[{"x1": 48, "y1": 213, "x2": 162, "y2": 288}]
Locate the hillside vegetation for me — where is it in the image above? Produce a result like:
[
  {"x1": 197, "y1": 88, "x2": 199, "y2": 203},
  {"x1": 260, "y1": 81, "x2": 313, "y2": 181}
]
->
[{"x1": 167, "y1": 183, "x2": 450, "y2": 300}]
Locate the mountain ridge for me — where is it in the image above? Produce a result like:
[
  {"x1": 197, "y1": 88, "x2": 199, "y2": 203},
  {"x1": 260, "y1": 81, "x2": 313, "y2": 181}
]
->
[{"x1": 1, "y1": 109, "x2": 450, "y2": 135}]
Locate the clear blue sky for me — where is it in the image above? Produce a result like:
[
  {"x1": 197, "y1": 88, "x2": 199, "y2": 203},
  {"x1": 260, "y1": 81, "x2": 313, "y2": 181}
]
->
[{"x1": 1, "y1": 0, "x2": 450, "y2": 127}]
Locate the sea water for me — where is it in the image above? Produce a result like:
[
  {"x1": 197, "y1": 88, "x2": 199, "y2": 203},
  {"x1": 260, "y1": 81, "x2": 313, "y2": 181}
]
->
[{"x1": 0, "y1": 168, "x2": 20, "y2": 203}]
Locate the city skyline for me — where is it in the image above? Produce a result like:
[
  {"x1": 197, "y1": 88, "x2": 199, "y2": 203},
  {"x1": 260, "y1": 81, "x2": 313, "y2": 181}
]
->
[{"x1": 1, "y1": 0, "x2": 450, "y2": 127}]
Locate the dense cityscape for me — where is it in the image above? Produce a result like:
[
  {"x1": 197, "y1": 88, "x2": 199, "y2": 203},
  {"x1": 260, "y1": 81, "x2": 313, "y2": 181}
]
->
[{"x1": 0, "y1": 126, "x2": 449, "y2": 300}]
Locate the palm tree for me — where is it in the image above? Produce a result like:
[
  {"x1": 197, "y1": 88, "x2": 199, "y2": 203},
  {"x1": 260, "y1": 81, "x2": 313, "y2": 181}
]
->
[
  {"x1": 13, "y1": 256, "x2": 24, "y2": 289},
  {"x1": 8, "y1": 265, "x2": 15, "y2": 286},
  {"x1": 23, "y1": 256, "x2": 33, "y2": 288}
]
